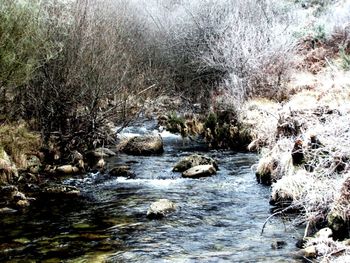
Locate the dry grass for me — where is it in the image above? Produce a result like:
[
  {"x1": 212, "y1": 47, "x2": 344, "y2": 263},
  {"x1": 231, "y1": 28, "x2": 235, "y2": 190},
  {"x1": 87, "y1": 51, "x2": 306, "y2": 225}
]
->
[
  {"x1": 249, "y1": 51, "x2": 350, "y2": 260},
  {"x1": 0, "y1": 122, "x2": 41, "y2": 169}
]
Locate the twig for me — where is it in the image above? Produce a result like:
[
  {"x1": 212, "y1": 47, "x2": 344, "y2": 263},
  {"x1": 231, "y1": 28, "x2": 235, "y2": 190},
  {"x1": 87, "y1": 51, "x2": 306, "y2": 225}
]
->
[{"x1": 261, "y1": 205, "x2": 298, "y2": 235}]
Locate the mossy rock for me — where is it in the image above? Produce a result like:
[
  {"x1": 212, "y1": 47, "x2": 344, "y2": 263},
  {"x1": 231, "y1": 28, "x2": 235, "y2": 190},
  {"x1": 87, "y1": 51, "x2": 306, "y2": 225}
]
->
[{"x1": 123, "y1": 135, "x2": 163, "y2": 155}]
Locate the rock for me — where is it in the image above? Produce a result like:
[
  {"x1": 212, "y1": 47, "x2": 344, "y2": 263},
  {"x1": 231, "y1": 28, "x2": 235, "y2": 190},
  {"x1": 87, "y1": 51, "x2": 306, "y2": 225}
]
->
[
  {"x1": 41, "y1": 184, "x2": 80, "y2": 197},
  {"x1": 96, "y1": 159, "x2": 106, "y2": 169},
  {"x1": 271, "y1": 240, "x2": 287, "y2": 249},
  {"x1": 16, "y1": 199, "x2": 30, "y2": 208},
  {"x1": 247, "y1": 139, "x2": 263, "y2": 152},
  {"x1": 13, "y1": 191, "x2": 26, "y2": 201},
  {"x1": 303, "y1": 245, "x2": 317, "y2": 258},
  {"x1": 0, "y1": 207, "x2": 17, "y2": 214},
  {"x1": 109, "y1": 165, "x2": 133, "y2": 178},
  {"x1": 26, "y1": 155, "x2": 41, "y2": 174},
  {"x1": 56, "y1": 165, "x2": 79, "y2": 175},
  {"x1": 147, "y1": 199, "x2": 177, "y2": 219},
  {"x1": 86, "y1": 148, "x2": 116, "y2": 158},
  {"x1": 72, "y1": 150, "x2": 84, "y2": 162},
  {"x1": 314, "y1": 227, "x2": 332, "y2": 239},
  {"x1": 123, "y1": 135, "x2": 164, "y2": 155},
  {"x1": 173, "y1": 154, "x2": 218, "y2": 172},
  {"x1": 182, "y1": 165, "x2": 217, "y2": 178},
  {"x1": 0, "y1": 185, "x2": 19, "y2": 201}
]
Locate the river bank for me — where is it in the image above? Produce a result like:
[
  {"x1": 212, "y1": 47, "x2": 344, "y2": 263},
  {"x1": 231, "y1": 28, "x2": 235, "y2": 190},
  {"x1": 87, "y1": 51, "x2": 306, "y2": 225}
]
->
[{"x1": 246, "y1": 67, "x2": 350, "y2": 261}]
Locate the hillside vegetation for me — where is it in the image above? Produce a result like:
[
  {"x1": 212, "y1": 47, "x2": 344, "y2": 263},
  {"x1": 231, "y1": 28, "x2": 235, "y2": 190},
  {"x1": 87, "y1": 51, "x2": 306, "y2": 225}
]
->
[{"x1": 1, "y1": 0, "x2": 350, "y2": 261}]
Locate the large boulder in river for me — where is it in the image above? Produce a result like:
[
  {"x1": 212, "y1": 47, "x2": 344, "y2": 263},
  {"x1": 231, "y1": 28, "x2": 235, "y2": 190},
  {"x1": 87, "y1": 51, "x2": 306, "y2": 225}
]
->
[
  {"x1": 123, "y1": 135, "x2": 164, "y2": 155},
  {"x1": 182, "y1": 165, "x2": 217, "y2": 178},
  {"x1": 147, "y1": 199, "x2": 177, "y2": 219},
  {"x1": 173, "y1": 154, "x2": 218, "y2": 172}
]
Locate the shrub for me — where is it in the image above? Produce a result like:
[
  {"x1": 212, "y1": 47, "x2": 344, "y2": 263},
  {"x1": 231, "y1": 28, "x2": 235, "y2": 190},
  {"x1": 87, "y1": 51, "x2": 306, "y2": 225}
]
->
[
  {"x1": 0, "y1": 0, "x2": 49, "y2": 117},
  {"x1": 340, "y1": 47, "x2": 350, "y2": 70}
]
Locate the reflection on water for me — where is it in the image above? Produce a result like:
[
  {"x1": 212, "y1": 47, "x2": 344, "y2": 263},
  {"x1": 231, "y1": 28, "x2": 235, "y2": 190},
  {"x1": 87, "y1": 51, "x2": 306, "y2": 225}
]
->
[{"x1": 0, "y1": 128, "x2": 302, "y2": 262}]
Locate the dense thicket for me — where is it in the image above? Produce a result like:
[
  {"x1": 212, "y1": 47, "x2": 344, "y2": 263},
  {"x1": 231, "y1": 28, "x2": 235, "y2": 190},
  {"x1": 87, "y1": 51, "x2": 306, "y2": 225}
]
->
[{"x1": 0, "y1": 0, "x2": 296, "y2": 150}]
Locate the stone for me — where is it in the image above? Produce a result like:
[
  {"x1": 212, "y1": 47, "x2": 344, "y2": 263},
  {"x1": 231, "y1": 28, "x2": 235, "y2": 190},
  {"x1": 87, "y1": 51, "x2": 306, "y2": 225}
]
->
[
  {"x1": 303, "y1": 246, "x2": 317, "y2": 258},
  {"x1": 173, "y1": 154, "x2": 218, "y2": 172},
  {"x1": 109, "y1": 165, "x2": 133, "y2": 178},
  {"x1": 182, "y1": 165, "x2": 217, "y2": 178},
  {"x1": 96, "y1": 159, "x2": 106, "y2": 169},
  {"x1": 16, "y1": 199, "x2": 30, "y2": 208},
  {"x1": 123, "y1": 135, "x2": 164, "y2": 155},
  {"x1": 271, "y1": 240, "x2": 287, "y2": 249},
  {"x1": 13, "y1": 191, "x2": 26, "y2": 201},
  {"x1": 0, "y1": 207, "x2": 17, "y2": 214},
  {"x1": 146, "y1": 199, "x2": 177, "y2": 219},
  {"x1": 41, "y1": 184, "x2": 80, "y2": 197},
  {"x1": 26, "y1": 155, "x2": 41, "y2": 174},
  {"x1": 72, "y1": 150, "x2": 84, "y2": 162},
  {"x1": 0, "y1": 185, "x2": 18, "y2": 198},
  {"x1": 56, "y1": 165, "x2": 79, "y2": 175},
  {"x1": 315, "y1": 227, "x2": 332, "y2": 239},
  {"x1": 86, "y1": 148, "x2": 116, "y2": 158}
]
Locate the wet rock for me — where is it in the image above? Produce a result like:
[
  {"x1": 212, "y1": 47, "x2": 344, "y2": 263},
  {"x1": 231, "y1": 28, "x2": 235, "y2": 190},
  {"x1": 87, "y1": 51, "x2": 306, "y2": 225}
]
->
[
  {"x1": 146, "y1": 199, "x2": 177, "y2": 219},
  {"x1": 23, "y1": 183, "x2": 41, "y2": 194},
  {"x1": 26, "y1": 155, "x2": 41, "y2": 174},
  {"x1": 0, "y1": 207, "x2": 17, "y2": 214},
  {"x1": 0, "y1": 185, "x2": 19, "y2": 201},
  {"x1": 109, "y1": 165, "x2": 133, "y2": 178},
  {"x1": 13, "y1": 191, "x2": 26, "y2": 202},
  {"x1": 173, "y1": 154, "x2": 218, "y2": 172},
  {"x1": 96, "y1": 159, "x2": 106, "y2": 169},
  {"x1": 0, "y1": 185, "x2": 31, "y2": 209},
  {"x1": 182, "y1": 165, "x2": 217, "y2": 178},
  {"x1": 271, "y1": 240, "x2": 287, "y2": 249},
  {"x1": 41, "y1": 184, "x2": 80, "y2": 197},
  {"x1": 56, "y1": 165, "x2": 79, "y2": 175},
  {"x1": 72, "y1": 150, "x2": 84, "y2": 162},
  {"x1": 123, "y1": 135, "x2": 164, "y2": 155},
  {"x1": 16, "y1": 199, "x2": 30, "y2": 208},
  {"x1": 86, "y1": 148, "x2": 116, "y2": 158}
]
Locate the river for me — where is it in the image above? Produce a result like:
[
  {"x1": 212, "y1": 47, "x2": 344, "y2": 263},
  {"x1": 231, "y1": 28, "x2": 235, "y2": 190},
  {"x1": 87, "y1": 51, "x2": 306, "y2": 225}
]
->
[{"x1": 0, "y1": 124, "x2": 302, "y2": 262}]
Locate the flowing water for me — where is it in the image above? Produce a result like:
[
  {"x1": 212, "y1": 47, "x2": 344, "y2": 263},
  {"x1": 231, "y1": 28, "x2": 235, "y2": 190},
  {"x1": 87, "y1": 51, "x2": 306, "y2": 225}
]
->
[{"x1": 0, "y1": 123, "x2": 303, "y2": 262}]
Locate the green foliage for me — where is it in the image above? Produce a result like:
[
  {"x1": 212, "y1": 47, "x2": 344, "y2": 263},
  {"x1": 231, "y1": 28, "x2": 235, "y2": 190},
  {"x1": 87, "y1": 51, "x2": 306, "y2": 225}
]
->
[
  {"x1": 340, "y1": 48, "x2": 350, "y2": 71},
  {"x1": 166, "y1": 112, "x2": 186, "y2": 133},
  {"x1": 313, "y1": 24, "x2": 326, "y2": 42},
  {"x1": 204, "y1": 112, "x2": 218, "y2": 132}
]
